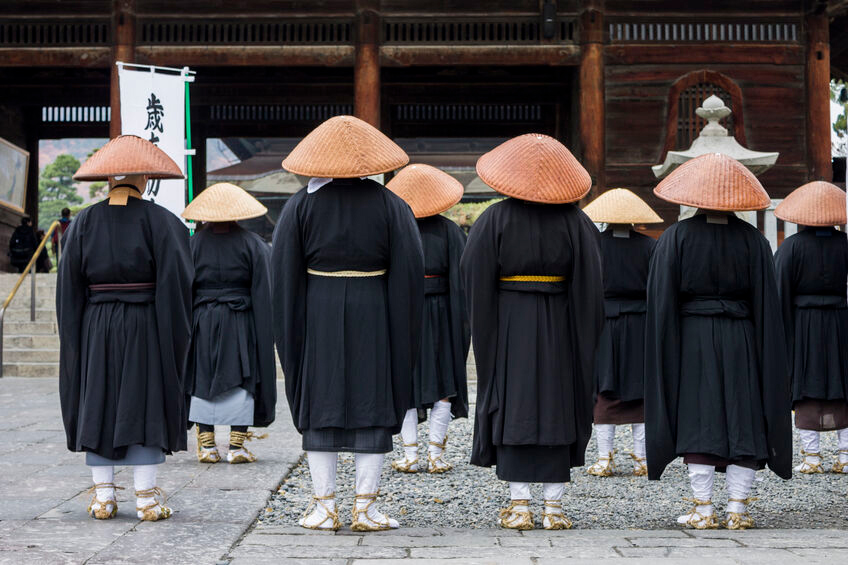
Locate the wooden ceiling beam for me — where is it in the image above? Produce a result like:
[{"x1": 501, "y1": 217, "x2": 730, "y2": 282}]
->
[
  {"x1": 0, "y1": 47, "x2": 110, "y2": 67},
  {"x1": 135, "y1": 45, "x2": 355, "y2": 66},
  {"x1": 380, "y1": 45, "x2": 580, "y2": 66}
]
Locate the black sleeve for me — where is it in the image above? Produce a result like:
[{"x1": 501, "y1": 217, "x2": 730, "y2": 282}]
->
[{"x1": 250, "y1": 236, "x2": 277, "y2": 428}]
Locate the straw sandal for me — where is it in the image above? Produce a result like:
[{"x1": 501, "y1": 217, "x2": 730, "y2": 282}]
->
[
  {"x1": 831, "y1": 450, "x2": 848, "y2": 474},
  {"x1": 677, "y1": 498, "x2": 718, "y2": 530},
  {"x1": 796, "y1": 450, "x2": 825, "y2": 474},
  {"x1": 723, "y1": 497, "x2": 757, "y2": 530},
  {"x1": 227, "y1": 430, "x2": 267, "y2": 464},
  {"x1": 498, "y1": 500, "x2": 534, "y2": 530},
  {"x1": 427, "y1": 436, "x2": 452, "y2": 474},
  {"x1": 350, "y1": 492, "x2": 399, "y2": 532},
  {"x1": 391, "y1": 443, "x2": 419, "y2": 473},
  {"x1": 86, "y1": 482, "x2": 122, "y2": 520},
  {"x1": 299, "y1": 494, "x2": 341, "y2": 531},
  {"x1": 541, "y1": 500, "x2": 573, "y2": 530},
  {"x1": 196, "y1": 428, "x2": 221, "y2": 463},
  {"x1": 135, "y1": 487, "x2": 171, "y2": 521},
  {"x1": 630, "y1": 453, "x2": 647, "y2": 476},
  {"x1": 587, "y1": 450, "x2": 616, "y2": 477}
]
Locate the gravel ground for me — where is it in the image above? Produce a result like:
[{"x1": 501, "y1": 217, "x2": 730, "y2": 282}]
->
[{"x1": 263, "y1": 384, "x2": 848, "y2": 530}]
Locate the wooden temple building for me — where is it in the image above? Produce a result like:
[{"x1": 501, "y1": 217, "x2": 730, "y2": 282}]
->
[{"x1": 1, "y1": 0, "x2": 847, "y2": 264}]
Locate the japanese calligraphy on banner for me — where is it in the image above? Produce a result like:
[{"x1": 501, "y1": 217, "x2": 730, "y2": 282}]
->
[{"x1": 117, "y1": 63, "x2": 194, "y2": 224}]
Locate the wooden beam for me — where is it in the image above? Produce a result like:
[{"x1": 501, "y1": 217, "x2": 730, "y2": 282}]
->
[
  {"x1": 354, "y1": 5, "x2": 380, "y2": 127},
  {"x1": 24, "y1": 107, "x2": 39, "y2": 230},
  {"x1": 806, "y1": 13, "x2": 832, "y2": 181},
  {"x1": 606, "y1": 44, "x2": 805, "y2": 66},
  {"x1": 380, "y1": 45, "x2": 581, "y2": 66},
  {"x1": 110, "y1": 0, "x2": 136, "y2": 138},
  {"x1": 0, "y1": 47, "x2": 110, "y2": 67},
  {"x1": 135, "y1": 45, "x2": 355, "y2": 67},
  {"x1": 579, "y1": 1, "x2": 605, "y2": 197}
]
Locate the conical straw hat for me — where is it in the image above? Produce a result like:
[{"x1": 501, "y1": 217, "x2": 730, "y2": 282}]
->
[
  {"x1": 583, "y1": 188, "x2": 663, "y2": 224},
  {"x1": 476, "y1": 134, "x2": 591, "y2": 204},
  {"x1": 386, "y1": 164, "x2": 464, "y2": 218},
  {"x1": 282, "y1": 115, "x2": 409, "y2": 178},
  {"x1": 74, "y1": 135, "x2": 183, "y2": 181},
  {"x1": 181, "y1": 183, "x2": 267, "y2": 222},
  {"x1": 653, "y1": 153, "x2": 770, "y2": 212},
  {"x1": 774, "y1": 181, "x2": 846, "y2": 226}
]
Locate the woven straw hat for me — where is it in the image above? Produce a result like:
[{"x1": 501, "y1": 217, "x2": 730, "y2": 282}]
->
[
  {"x1": 475, "y1": 134, "x2": 591, "y2": 204},
  {"x1": 774, "y1": 181, "x2": 846, "y2": 226},
  {"x1": 583, "y1": 188, "x2": 663, "y2": 224},
  {"x1": 653, "y1": 153, "x2": 770, "y2": 212},
  {"x1": 282, "y1": 115, "x2": 408, "y2": 178},
  {"x1": 74, "y1": 135, "x2": 183, "y2": 181},
  {"x1": 181, "y1": 183, "x2": 267, "y2": 222},
  {"x1": 386, "y1": 164, "x2": 464, "y2": 218}
]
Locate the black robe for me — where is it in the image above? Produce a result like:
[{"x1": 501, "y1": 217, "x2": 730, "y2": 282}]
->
[
  {"x1": 594, "y1": 228, "x2": 655, "y2": 404},
  {"x1": 185, "y1": 222, "x2": 276, "y2": 428},
  {"x1": 774, "y1": 228, "x2": 848, "y2": 405},
  {"x1": 645, "y1": 214, "x2": 791, "y2": 480},
  {"x1": 57, "y1": 197, "x2": 192, "y2": 459},
  {"x1": 461, "y1": 198, "x2": 604, "y2": 482},
  {"x1": 412, "y1": 215, "x2": 471, "y2": 418},
  {"x1": 272, "y1": 179, "x2": 424, "y2": 442}
]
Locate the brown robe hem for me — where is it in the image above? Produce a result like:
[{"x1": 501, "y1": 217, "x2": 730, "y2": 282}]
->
[
  {"x1": 794, "y1": 398, "x2": 848, "y2": 431},
  {"x1": 593, "y1": 392, "x2": 644, "y2": 425}
]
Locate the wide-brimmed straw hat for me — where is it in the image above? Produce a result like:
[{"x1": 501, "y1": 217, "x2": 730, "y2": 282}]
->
[
  {"x1": 476, "y1": 134, "x2": 591, "y2": 204},
  {"x1": 181, "y1": 183, "x2": 268, "y2": 222},
  {"x1": 386, "y1": 164, "x2": 464, "y2": 218},
  {"x1": 653, "y1": 153, "x2": 770, "y2": 212},
  {"x1": 282, "y1": 115, "x2": 409, "y2": 178},
  {"x1": 774, "y1": 181, "x2": 846, "y2": 226},
  {"x1": 583, "y1": 188, "x2": 663, "y2": 224},
  {"x1": 73, "y1": 135, "x2": 183, "y2": 181}
]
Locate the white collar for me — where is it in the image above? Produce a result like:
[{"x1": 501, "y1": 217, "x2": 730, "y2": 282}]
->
[{"x1": 307, "y1": 177, "x2": 334, "y2": 194}]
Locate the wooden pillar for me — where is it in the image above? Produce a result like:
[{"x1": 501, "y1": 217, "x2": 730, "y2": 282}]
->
[
  {"x1": 110, "y1": 0, "x2": 136, "y2": 138},
  {"x1": 579, "y1": 1, "x2": 605, "y2": 197},
  {"x1": 354, "y1": 3, "x2": 380, "y2": 128},
  {"x1": 24, "y1": 108, "x2": 39, "y2": 230},
  {"x1": 806, "y1": 13, "x2": 832, "y2": 181}
]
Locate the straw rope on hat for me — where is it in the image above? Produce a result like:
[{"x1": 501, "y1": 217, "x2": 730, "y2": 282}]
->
[
  {"x1": 583, "y1": 188, "x2": 663, "y2": 224},
  {"x1": 475, "y1": 134, "x2": 592, "y2": 204},
  {"x1": 386, "y1": 164, "x2": 464, "y2": 218},
  {"x1": 774, "y1": 181, "x2": 847, "y2": 227},
  {"x1": 181, "y1": 183, "x2": 268, "y2": 222},
  {"x1": 653, "y1": 153, "x2": 770, "y2": 212},
  {"x1": 282, "y1": 115, "x2": 409, "y2": 178},
  {"x1": 73, "y1": 135, "x2": 183, "y2": 181}
]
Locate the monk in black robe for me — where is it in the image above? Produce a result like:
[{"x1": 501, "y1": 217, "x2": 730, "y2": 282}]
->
[
  {"x1": 387, "y1": 164, "x2": 470, "y2": 475},
  {"x1": 582, "y1": 189, "x2": 662, "y2": 478},
  {"x1": 462, "y1": 134, "x2": 604, "y2": 531},
  {"x1": 273, "y1": 116, "x2": 423, "y2": 532},
  {"x1": 182, "y1": 183, "x2": 276, "y2": 465},
  {"x1": 58, "y1": 135, "x2": 191, "y2": 522},
  {"x1": 646, "y1": 153, "x2": 791, "y2": 531},
  {"x1": 774, "y1": 181, "x2": 848, "y2": 474}
]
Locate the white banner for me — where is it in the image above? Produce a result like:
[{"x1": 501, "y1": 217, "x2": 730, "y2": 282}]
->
[{"x1": 118, "y1": 63, "x2": 193, "y2": 224}]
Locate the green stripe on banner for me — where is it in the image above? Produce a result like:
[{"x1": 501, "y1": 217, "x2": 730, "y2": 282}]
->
[{"x1": 185, "y1": 78, "x2": 194, "y2": 235}]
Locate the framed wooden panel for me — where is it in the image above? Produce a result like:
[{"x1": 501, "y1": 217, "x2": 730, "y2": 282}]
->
[{"x1": 0, "y1": 136, "x2": 29, "y2": 214}]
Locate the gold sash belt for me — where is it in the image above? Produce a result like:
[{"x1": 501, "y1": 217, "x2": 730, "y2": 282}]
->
[
  {"x1": 499, "y1": 275, "x2": 565, "y2": 282},
  {"x1": 307, "y1": 268, "x2": 387, "y2": 278}
]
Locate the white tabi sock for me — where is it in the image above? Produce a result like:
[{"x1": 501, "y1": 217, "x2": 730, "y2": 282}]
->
[
  {"x1": 542, "y1": 482, "x2": 565, "y2": 509},
  {"x1": 133, "y1": 464, "x2": 158, "y2": 509},
  {"x1": 355, "y1": 453, "x2": 398, "y2": 528},
  {"x1": 509, "y1": 481, "x2": 531, "y2": 511},
  {"x1": 400, "y1": 409, "x2": 418, "y2": 459},
  {"x1": 428, "y1": 400, "x2": 452, "y2": 456},
  {"x1": 837, "y1": 428, "x2": 848, "y2": 463},
  {"x1": 301, "y1": 451, "x2": 337, "y2": 527},
  {"x1": 632, "y1": 423, "x2": 646, "y2": 459},
  {"x1": 91, "y1": 466, "x2": 115, "y2": 502},
  {"x1": 799, "y1": 429, "x2": 822, "y2": 462},
  {"x1": 678, "y1": 463, "x2": 714, "y2": 524},
  {"x1": 594, "y1": 424, "x2": 615, "y2": 458},
  {"x1": 726, "y1": 464, "x2": 755, "y2": 514}
]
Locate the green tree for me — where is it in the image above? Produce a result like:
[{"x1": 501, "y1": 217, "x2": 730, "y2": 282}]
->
[
  {"x1": 38, "y1": 154, "x2": 83, "y2": 230},
  {"x1": 832, "y1": 79, "x2": 847, "y2": 157},
  {"x1": 89, "y1": 181, "x2": 107, "y2": 199}
]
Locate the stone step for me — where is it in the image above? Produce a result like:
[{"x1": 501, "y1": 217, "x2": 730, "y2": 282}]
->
[
  {"x1": 2, "y1": 362, "x2": 58, "y2": 377},
  {"x1": 1, "y1": 296, "x2": 57, "y2": 309},
  {"x1": 4, "y1": 335, "x2": 61, "y2": 349},
  {"x1": 2, "y1": 309, "x2": 56, "y2": 322},
  {"x1": 4, "y1": 348, "x2": 59, "y2": 362},
  {"x1": 3, "y1": 321, "x2": 58, "y2": 335}
]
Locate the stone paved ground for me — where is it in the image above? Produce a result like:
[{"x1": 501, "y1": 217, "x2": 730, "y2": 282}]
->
[
  {"x1": 0, "y1": 377, "x2": 300, "y2": 565},
  {"x1": 2, "y1": 377, "x2": 848, "y2": 564}
]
